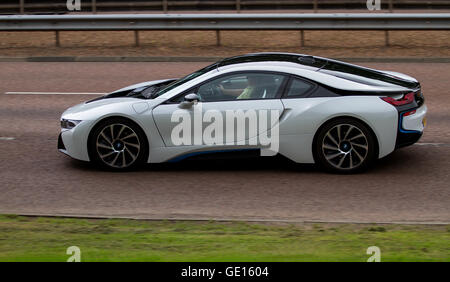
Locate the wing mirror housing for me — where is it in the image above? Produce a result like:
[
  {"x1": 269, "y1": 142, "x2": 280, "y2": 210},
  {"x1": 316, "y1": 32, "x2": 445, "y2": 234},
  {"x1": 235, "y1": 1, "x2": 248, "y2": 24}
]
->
[{"x1": 179, "y1": 93, "x2": 200, "y2": 109}]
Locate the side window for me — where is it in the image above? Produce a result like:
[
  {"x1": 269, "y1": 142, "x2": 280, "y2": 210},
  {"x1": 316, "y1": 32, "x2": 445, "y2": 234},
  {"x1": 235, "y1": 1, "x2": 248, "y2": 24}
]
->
[
  {"x1": 286, "y1": 77, "x2": 314, "y2": 98},
  {"x1": 196, "y1": 72, "x2": 285, "y2": 102}
]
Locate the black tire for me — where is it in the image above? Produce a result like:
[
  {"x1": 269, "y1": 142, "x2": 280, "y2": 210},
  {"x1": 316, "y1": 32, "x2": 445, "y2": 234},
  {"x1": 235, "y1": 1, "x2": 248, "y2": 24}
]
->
[
  {"x1": 88, "y1": 117, "x2": 148, "y2": 171},
  {"x1": 313, "y1": 118, "x2": 377, "y2": 174}
]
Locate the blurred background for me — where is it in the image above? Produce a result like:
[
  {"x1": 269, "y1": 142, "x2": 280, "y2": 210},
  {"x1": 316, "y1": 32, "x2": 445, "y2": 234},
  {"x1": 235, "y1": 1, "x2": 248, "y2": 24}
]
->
[{"x1": 0, "y1": 0, "x2": 449, "y2": 58}]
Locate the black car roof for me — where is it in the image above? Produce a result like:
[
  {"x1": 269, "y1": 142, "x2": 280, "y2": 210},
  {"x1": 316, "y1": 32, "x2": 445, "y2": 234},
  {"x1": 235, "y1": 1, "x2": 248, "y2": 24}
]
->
[
  {"x1": 219, "y1": 53, "x2": 419, "y2": 89},
  {"x1": 219, "y1": 52, "x2": 325, "y2": 68}
]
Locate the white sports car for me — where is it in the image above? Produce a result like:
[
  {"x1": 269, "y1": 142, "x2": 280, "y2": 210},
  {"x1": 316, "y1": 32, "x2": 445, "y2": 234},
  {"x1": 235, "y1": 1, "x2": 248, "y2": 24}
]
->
[{"x1": 59, "y1": 53, "x2": 426, "y2": 173}]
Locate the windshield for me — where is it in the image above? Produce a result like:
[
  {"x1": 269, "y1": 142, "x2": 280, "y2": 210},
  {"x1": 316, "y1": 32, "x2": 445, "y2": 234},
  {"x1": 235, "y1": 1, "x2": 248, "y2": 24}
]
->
[
  {"x1": 123, "y1": 79, "x2": 176, "y2": 99},
  {"x1": 152, "y1": 62, "x2": 219, "y2": 98}
]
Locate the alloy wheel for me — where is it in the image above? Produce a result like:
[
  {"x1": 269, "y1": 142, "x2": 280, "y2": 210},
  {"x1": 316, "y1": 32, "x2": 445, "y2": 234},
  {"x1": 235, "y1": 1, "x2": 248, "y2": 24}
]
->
[
  {"x1": 321, "y1": 123, "x2": 369, "y2": 170},
  {"x1": 95, "y1": 123, "x2": 141, "y2": 168}
]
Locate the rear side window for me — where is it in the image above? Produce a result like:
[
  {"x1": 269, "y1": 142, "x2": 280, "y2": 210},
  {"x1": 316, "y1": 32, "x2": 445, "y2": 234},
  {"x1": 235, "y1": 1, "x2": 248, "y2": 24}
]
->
[{"x1": 286, "y1": 78, "x2": 314, "y2": 98}]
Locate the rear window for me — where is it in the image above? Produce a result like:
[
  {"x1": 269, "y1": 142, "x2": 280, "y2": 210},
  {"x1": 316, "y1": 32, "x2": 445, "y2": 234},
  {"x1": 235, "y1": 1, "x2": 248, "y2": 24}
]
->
[{"x1": 319, "y1": 61, "x2": 419, "y2": 89}]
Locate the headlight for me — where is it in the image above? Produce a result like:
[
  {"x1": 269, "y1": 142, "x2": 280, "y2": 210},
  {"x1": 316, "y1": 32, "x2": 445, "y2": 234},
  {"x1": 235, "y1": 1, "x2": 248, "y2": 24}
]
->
[{"x1": 61, "y1": 119, "x2": 82, "y2": 130}]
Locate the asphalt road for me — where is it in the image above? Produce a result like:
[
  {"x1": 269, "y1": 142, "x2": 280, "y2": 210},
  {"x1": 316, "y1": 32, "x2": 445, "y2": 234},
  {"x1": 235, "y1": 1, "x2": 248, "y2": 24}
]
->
[{"x1": 0, "y1": 62, "x2": 449, "y2": 224}]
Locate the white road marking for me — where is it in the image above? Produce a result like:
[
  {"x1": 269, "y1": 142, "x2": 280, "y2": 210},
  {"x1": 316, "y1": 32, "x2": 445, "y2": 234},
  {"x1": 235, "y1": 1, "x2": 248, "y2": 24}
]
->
[
  {"x1": 415, "y1": 143, "x2": 449, "y2": 146},
  {"x1": 5, "y1": 92, "x2": 106, "y2": 95},
  {"x1": 0, "y1": 137, "x2": 15, "y2": 140}
]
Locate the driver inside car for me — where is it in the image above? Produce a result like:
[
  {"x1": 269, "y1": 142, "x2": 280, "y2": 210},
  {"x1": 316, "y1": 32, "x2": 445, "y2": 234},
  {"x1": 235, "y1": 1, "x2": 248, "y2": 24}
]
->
[{"x1": 218, "y1": 75, "x2": 261, "y2": 99}]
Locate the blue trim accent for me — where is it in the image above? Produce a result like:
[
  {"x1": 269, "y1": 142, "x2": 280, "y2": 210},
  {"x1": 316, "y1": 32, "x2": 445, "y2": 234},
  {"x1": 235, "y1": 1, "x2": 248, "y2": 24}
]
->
[
  {"x1": 168, "y1": 148, "x2": 259, "y2": 163},
  {"x1": 398, "y1": 110, "x2": 421, "y2": 134}
]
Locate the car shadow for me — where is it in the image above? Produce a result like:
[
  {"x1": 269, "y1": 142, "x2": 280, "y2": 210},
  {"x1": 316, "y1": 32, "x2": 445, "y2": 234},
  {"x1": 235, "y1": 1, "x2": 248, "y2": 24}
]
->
[
  {"x1": 66, "y1": 148, "x2": 419, "y2": 174},
  {"x1": 66, "y1": 154, "x2": 317, "y2": 173}
]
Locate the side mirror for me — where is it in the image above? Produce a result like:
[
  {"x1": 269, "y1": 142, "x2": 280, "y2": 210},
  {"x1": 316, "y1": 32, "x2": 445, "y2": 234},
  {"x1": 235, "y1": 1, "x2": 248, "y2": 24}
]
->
[
  {"x1": 179, "y1": 93, "x2": 200, "y2": 109},
  {"x1": 184, "y1": 93, "x2": 200, "y2": 103}
]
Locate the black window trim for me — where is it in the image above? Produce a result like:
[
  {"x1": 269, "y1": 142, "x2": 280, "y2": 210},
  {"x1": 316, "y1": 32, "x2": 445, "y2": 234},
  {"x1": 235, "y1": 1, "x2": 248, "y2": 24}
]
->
[
  {"x1": 281, "y1": 75, "x2": 318, "y2": 99},
  {"x1": 165, "y1": 70, "x2": 290, "y2": 104}
]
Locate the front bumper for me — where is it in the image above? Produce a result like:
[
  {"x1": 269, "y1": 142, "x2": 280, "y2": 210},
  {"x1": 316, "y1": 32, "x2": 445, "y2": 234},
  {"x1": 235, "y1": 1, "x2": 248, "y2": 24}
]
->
[
  {"x1": 57, "y1": 132, "x2": 65, "y2": 150},
  {"x1": 57, "y1": 132, "x2": 69, "y2": 156},
  {"x1": 57, "y1": 120, "x2": 94, "y2": 161}
]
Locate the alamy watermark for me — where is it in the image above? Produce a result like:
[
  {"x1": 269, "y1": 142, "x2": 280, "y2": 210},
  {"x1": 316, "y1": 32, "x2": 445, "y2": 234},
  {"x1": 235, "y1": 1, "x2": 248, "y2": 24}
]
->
[
  {"x1": 67, "y1": 1, "x2": 381, "y2": 12},
  {"x1": 367, "y1": 246, "x2": 381, "y2": 262},
  {"x1": 367, "y1": 0, "x2": 382, "y2": 11},
  {"x1": 170, "y1": 103, "x2": 280, "y2": 156},
  {"x1": 64, "y1": 245, "x2": 380, "y2": 262},
  {"x1": 66, "y1": 246, "x2": 81, "y2": 262},
  {"x1": 67, "y1": 0, "x2": 81, "y2": 11}
]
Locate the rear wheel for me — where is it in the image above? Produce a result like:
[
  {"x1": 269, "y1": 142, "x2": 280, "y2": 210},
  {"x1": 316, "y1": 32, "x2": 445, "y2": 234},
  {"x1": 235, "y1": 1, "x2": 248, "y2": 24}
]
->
[
  {"x1": 314, "y1": 118, "x2": 377, "y2": 173},
  {"x1": 89, "y1": 118, "x2": 148, "y2": 170}
]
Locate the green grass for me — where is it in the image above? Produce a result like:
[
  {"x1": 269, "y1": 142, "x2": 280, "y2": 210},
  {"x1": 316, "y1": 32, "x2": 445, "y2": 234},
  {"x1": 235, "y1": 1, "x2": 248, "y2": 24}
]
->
[{"x1": 0, "y1": 214, "x2": 448, "y2": 262}]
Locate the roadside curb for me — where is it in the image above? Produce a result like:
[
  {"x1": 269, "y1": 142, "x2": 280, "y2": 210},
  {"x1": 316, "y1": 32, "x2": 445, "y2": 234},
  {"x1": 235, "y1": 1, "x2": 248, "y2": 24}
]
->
[
  {"x1": 2, "y1": 212, "x2": 449, "y2": 225},
  {"x1": 0, "y1": 56, "x2": 449, "y2": 63}
]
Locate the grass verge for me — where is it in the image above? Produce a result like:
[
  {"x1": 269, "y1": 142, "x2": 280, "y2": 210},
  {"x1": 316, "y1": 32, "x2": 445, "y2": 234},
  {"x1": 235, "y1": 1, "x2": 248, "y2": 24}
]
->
[{"x1": 0, "y1": 215, "x2": 448, "y2": 262}]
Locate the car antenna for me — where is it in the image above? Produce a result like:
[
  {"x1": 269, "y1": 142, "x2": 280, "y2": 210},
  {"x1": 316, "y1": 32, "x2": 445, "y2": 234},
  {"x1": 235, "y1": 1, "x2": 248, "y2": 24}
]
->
[
  {"x1": 316, "y1": 60, "x2": 328, "y2": 72},
  {"x1": 216, "y1": 58, "x2": 224, "y2": 72}
]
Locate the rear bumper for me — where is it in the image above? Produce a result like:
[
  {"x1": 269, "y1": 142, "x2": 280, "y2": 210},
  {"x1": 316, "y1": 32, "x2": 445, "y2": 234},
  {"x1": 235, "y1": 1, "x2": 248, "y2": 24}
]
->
[
  {"x1": 396, "y1": 131, "x2": 423, "y2": 148},
  {"x1": 395, "y1": 104, "x2": 427, "y2": 148}
]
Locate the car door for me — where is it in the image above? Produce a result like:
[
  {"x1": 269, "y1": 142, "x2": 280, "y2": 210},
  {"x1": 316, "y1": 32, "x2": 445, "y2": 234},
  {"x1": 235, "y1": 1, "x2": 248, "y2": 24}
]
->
[{"x1": 152, "y1": 71, "x2": 287, "y2": 147}]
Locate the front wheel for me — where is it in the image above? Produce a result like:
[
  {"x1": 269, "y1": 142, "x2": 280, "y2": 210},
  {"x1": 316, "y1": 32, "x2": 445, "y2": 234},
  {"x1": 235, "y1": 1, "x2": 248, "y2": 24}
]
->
[
  {"x1": 314, "y1": 118, "x2": 377, "y2": 174},
  {"x1": 89, "y1": 118, "x2": 148, "y2": 170}
]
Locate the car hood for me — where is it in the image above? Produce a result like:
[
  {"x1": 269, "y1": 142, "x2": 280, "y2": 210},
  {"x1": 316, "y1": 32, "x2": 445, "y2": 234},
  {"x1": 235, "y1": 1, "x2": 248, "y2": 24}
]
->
[
  {"x1": 110, "y1": 79, "x2": 176, "y2": 94},
  {"x1": 62, "y1": 97, "x2": 136, "y2": 118},
  {"x1": 61, "y1": 78, "x2": 178, "y2": 120}
]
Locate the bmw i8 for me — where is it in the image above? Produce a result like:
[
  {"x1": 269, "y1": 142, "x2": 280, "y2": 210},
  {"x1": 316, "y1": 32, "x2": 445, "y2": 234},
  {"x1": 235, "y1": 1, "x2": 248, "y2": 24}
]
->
[{"x1": 59, "y1": 53, "x2": 427, "y2": 173}]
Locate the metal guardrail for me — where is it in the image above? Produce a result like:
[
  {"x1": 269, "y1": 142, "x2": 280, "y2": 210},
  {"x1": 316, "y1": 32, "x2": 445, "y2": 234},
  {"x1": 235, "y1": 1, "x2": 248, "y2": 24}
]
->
[
  {"x1": 3, "y1": 0, "x2": 450, "y2": 14},
  {"x1": 0, "y1": 13, "x2": 449, "y2": 47},
  {"x1": 2, "y1": 13, "x2": 450, "y2": 30}
]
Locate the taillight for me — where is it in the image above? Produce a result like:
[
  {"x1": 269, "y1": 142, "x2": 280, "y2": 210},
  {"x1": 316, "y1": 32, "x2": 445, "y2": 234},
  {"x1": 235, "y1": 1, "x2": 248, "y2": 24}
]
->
[
  {"x1": 403, "y1": 110, "x2": 416, "y2": 117},
  {"x1": 381, "y1": 92, "x2": 415, "y2": 106}
]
